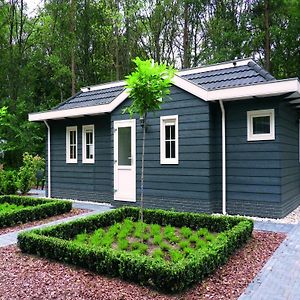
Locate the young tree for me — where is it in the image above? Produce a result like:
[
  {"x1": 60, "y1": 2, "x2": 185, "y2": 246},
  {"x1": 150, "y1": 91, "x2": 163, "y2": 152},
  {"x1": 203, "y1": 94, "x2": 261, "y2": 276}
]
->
[{"x1": 124, "y1": 57, "x2": 175, "y2": 222}]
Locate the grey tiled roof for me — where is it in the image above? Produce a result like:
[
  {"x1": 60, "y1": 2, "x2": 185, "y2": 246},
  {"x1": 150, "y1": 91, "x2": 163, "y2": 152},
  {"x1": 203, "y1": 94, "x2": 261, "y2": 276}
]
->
[
  {"x1": 182, "y1": 61, "x2": 275, "y2": 90},
  {"x1": 53, "y1": 61, "x2": 276, "y2": 111},
  {"x1": 54, "y1": 85, "x2": 125, "y2": 110}
]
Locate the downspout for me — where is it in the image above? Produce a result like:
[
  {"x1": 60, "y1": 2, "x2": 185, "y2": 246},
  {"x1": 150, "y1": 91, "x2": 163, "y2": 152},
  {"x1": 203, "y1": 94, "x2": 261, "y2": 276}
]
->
[
  {"x1": 219, "y1": 100, "x2": 226, "y2": 215},
  {"x1": 44, "y1": 121, "x2": 51, "y2": 198}
]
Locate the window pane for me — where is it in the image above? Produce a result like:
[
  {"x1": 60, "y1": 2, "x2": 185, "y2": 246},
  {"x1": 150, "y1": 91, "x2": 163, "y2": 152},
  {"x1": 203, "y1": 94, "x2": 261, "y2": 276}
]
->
[
  {"x1": 165, "y1": 125, "x2": 170, "y2": 140},
  {"x1": 171, "y1": 141, "x2": 175, "y2": 158},
  {"x1": 118, "y1": 127, "x2": 131, "y2": 165},
  {"x1": 170, "y1": 125, "x2": 175, "y2": 139},
  {"x1": 253, "y1": 116, "x2": 270, "y2": 134},
  {"x1": 165, "y1": 141, "x2": 171, "y2": 158},
  {"x1": 86, "y1": 144, "x2": 90, "y2": 159}
]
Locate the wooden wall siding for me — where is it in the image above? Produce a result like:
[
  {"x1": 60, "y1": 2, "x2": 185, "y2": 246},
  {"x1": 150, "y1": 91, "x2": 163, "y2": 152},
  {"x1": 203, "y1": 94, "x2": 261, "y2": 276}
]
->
[
  {"x1": 279, "y1": 101, "x2": 300, "y2": 216},
  {"x1": 49, "y1": 115, "x2": 114, "y2": 202},
  {"x1": 224, "y1": 98, "x2": 282, "y2": 217},
  {"x1": 111, "y1": 86, "x2": 213, "y2": 213}
]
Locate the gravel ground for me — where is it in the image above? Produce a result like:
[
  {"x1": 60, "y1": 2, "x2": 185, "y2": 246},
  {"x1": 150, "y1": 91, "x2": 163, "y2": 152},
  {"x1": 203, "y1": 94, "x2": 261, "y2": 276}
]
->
[
  {"x1": 0, "y1": 231, "x2": 285, "y2": 300},
  {"x1": 0, "y1": 209, "x2": 89, "y2": 236}
]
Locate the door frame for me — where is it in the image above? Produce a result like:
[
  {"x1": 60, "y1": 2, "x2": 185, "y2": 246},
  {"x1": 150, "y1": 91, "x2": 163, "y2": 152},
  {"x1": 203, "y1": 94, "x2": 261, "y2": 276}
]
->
[{"x1": 113, "y1": 119, "x2": 136, "y2": 202}]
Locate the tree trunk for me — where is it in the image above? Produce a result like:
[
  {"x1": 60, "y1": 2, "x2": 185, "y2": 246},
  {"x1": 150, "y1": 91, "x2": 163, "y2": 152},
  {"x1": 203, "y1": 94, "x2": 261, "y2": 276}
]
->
[
  {"x1": 139, "y1": 114, "x2": 146, "y2": 223},
  {"x1": 183, "y1": 1, "x2": 190, "y2": 68},
  {"x1": 264, "y1": 0, "x2": 271, "y2": 72},
  {"x1": 70, "y1": 0, "x2": 76, "y2": 95}
]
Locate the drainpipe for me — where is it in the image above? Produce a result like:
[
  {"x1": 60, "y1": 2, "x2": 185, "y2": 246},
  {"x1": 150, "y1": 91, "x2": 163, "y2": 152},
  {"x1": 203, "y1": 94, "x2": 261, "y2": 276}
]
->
[
  {"x1": 219, "y1": 100, "x2": 226, "y2": 215},
  {"x1": 44, "y1": 121, "x2": 51, "y2": 198}
]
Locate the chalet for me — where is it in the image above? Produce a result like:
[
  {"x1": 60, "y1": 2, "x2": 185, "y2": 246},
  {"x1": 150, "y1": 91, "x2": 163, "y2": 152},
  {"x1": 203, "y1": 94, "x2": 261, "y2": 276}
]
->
[{"x1": 29, "y1": 58, "x2": 300, "y2": 218}]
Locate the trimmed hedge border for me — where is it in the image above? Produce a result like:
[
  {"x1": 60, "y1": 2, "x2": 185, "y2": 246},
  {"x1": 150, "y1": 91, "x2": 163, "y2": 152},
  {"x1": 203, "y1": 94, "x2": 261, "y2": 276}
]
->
[
  {"x1": 18, "y1": 207, "x2": 253, "y2": 293},
  {"x1": 0, "y1": 195, "x2": 72, "y2": 228}
]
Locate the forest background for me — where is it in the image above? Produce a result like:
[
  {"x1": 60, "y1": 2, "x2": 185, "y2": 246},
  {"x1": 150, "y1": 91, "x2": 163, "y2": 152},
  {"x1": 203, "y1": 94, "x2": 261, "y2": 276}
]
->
[{"x1": 0, "y1": 0, "x2": 299, "y2": 168}]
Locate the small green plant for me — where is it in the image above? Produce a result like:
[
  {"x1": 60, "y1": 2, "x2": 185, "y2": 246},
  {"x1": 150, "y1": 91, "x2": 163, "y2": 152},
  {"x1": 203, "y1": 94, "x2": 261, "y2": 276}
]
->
[
  {"x1": 178, "y1": 240, "x2": 189, "y2": 250},
  {"x1": 169, "y1": 249, "x2": 183, "y2": 263},
  {"x1": 133, "y1": 221, "x2": 146, "y2": 239},
  {"x1": 180, "y1": 226, "x2": 193, "y2": 239},
  {"x1": 152, "y1": 248, "x2": 164, "y2": 260},
  {"x1": 118, "y1": 238, "x2": 129, "y2": 251},
  {"x1": 153, "y1": 234, "x2": 163, "y2": 245},
  {"x1": 159, "y1": 242, "x2": 171, "y2": 252},
  {"x1": 150, "y1": 223, "x2": 161, "y2": 236},
  {"x1": 183, "y1": 246, "x2": 194, "y2": 256},
  {"x1": 89, "y1": 228, "x2": 105, "y2": 247},
  {"x1": 74, "y1": 233, "x2": 88, "y2": 244},
  {"x1": 205, "y1": 233, "x2": 215, "y2": 242},
  {"x1": 0, "y1": 170, "x2": 18, "y2": 195},
  {"x1": 189, "y1": 233, "x2": 199, "y2": 244},
  {"x1": 197, "y1": 228, "x2": 209, "y2": 237},
  {"x1": 195, "y1": 239, "x2": 207, "y2": 250}
]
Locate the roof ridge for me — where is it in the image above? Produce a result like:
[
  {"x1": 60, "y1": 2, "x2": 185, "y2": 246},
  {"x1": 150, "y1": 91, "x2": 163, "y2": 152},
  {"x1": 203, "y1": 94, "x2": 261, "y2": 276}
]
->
[{"x1": 247, "y1": 61, "x2": 275, "y2": 81}]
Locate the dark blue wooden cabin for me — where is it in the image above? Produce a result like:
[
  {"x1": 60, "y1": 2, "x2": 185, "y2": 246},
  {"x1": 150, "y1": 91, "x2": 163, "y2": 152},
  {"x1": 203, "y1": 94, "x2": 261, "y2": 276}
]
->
[{"x1": 29, "y1": 59, "x2": 300, "y2": 218}]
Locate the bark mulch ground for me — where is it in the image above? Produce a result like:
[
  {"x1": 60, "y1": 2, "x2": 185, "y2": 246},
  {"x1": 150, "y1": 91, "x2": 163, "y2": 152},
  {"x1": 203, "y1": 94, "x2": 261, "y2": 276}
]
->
[
  {"x1": 0, "y1": 231, "x2": 285, "y2": 300},
  {"x1": 0, "y1": 209, "x2": 89, "y2": 236}
]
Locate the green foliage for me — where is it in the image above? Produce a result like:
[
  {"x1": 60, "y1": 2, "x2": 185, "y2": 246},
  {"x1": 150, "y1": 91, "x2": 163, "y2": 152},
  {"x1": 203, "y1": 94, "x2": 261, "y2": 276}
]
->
[
  {"x1": 0, "y1": 202, "x2": 24, "y2": 213},
  {"x1": 118, "y1": 238, "x2": 129, "y2": 251},
  {"x1": 17, "y1": 207, "x2": 253, "y2": 293},
  {"x1": 124, "y1": 57, "x2": 176, "y2": 118},
  {"x1": 0, "y1": 195, "x2": 71, "y2": 228},
  {"x1": 17, "y1": 152, "x2": 46, "y2": 195},
  {"x1": 180, "y1": 226, "x2": 193, "y2": 239},
  {"x1": 0, "y1": 170, "x2": 18, "y2": 195}
]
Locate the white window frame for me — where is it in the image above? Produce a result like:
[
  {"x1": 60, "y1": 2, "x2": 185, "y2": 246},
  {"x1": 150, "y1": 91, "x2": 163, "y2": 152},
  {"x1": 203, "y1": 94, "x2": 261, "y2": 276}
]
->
[
  {"x1": 66, "y1": 126, "x2": 78, "y2": 163},
  {"x1": 247, "y1": 109, "x2": 275, "y2": 141},
  {"x1": 160, "y1": 115, "x2": 179, "y2": 164},
  {"x1": 82, "y1": 125, "x2": 95, "y2": 164}
]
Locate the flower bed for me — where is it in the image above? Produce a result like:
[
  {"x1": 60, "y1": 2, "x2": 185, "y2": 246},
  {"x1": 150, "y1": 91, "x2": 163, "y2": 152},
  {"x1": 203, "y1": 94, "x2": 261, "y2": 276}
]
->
[
  {"x1": 0, "y1": 195, "x2": 72, "y2": 228},
  {"x1": 18, "y1": 207, "x2": 253, "y2": 293}
]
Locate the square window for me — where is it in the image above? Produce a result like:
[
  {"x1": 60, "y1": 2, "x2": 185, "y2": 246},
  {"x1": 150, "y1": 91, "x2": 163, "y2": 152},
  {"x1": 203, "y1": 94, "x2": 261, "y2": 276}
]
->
[
  {"x1": 160, "y1": 115, "x2": 179, "y2": 164},
  {"x1": 247, "y1": 109, "x2": 275, "y2": 141}
]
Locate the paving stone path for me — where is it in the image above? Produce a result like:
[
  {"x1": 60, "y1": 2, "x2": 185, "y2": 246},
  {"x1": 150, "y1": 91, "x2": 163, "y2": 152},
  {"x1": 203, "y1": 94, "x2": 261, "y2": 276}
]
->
[{"x1": 239, "y1": 221, "x2": 300, "y2": 300}]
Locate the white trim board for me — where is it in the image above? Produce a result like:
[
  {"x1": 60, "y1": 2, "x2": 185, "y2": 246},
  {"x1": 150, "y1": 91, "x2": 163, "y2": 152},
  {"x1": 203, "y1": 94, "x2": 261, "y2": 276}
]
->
[{"x1": 29, "y1": 76, "x2": 300, "y2": 121}]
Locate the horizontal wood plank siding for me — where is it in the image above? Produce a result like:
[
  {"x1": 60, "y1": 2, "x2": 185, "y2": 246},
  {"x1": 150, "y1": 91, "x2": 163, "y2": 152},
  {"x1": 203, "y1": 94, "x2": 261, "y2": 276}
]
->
[
  {"x1": 279, "y1": 101, "x2": 300, "y2": 216},
  {"x1": 111, "y1": 86, "x2": 212, "y2": 213},
  {"x1": 49, "y1": 115, "x2": 113, "y2": 202},
  {"x1": 224, "y1": 99, "x2": 282, "y2": 217}
]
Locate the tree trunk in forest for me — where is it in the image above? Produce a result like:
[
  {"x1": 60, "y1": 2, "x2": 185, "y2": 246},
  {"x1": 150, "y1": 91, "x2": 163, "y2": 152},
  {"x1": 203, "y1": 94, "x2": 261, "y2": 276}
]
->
[
  {"x1": 264, "y1": 0, "x2": 271, "y2": 72},
  {"x1": 183, "y1": 1, "x2": 190, "y2": 68},
  {"x1": 70, "y1": 0, "x2": 76, "y2": 96}
]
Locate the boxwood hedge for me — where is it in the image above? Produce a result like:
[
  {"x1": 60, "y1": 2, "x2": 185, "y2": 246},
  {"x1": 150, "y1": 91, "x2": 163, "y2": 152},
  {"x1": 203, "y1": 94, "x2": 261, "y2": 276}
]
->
[
  {"x1": 0, "y1": 195, "x2": 72, "y2": 228},
  {"x1": 18, "y1": 207, "x2": 253, "y2": 293}
]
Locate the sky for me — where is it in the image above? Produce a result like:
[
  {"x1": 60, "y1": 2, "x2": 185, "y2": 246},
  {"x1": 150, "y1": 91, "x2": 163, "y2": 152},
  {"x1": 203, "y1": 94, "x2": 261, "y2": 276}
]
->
[{"x1": 25, "y1": 0, "x2": 43, "y2": 17}]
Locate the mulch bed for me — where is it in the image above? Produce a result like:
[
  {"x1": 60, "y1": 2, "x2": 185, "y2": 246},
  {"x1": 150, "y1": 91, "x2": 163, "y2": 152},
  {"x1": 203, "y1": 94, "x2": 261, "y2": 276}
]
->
[
  {"x1": 0, "y1": 209, "x2": 89, "y2": 235},
  {"x1": 0, "y1": 231, "x2": 285, "y2": 300}
]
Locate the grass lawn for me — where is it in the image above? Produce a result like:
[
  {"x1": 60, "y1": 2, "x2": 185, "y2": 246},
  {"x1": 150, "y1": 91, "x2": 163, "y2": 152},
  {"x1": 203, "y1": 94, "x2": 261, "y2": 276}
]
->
[
  {"x1": 18, "y1": 207, "x2": 253, "y2": 293},
  {"x1": 73, "y1": 219, "x2": 218, "y2": 263}
]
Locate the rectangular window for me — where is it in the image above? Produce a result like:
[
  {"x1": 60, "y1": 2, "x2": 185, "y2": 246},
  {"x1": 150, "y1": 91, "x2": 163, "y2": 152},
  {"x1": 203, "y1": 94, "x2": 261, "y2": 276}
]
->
[
  {"x1": 247, "y1": 109, "x2": 275, "y2": 141},
  {"x1": 160, "y1": 115, "x2": 179, "y2": 164},
  {"x1": 66, "y1": 126, "x2": 77, "y2": 163},
  {"x1": 82, "y1": 125, "x2": 95, "y2": 163}
]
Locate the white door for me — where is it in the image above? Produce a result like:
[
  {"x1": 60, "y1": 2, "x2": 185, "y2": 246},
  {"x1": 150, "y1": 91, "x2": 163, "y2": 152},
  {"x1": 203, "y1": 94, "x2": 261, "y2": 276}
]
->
[{"x1": 114, "y1": 119, "x2": 136, "y2": 202}]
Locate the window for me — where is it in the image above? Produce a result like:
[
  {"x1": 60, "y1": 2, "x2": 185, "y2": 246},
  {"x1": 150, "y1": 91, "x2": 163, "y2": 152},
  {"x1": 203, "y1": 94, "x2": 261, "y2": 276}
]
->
[
  {"x1": 82, "y1": 125, "x2": 95, "y2": 163},
  {"x1": 247, "y1": 109, "x2": 275, "y2": 141},
  {"x1": 160, "y1": 115, "x2": 179, "y2": 164},
  {"x1": 66, "y1": 126, "x2": 77, "y2": 163}
]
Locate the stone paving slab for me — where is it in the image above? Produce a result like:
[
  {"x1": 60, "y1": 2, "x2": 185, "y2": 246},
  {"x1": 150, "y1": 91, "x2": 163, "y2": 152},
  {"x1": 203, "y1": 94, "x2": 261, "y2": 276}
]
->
[
  {"x1": 254, "y1": 220, "x2": 295, "y2": 233},
  {"x1": 239, "y1": 223, "x2": 300, "y2": 300},
  {"x1": 0, "y1": 203, "x2": 111, "y2": 248}
]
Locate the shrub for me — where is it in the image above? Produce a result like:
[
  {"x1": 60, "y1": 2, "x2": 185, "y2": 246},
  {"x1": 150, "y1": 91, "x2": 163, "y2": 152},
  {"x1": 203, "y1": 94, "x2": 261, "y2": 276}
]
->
[
  {"x1": 0, "y1": 170, "x2": 18, "y2": 195},
  {"x1": 0, "y1": 195, "x2": 71, "y2": 228},
  {"x1": 18, "y1": 207, "x2": 253, "y2": 293}
]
